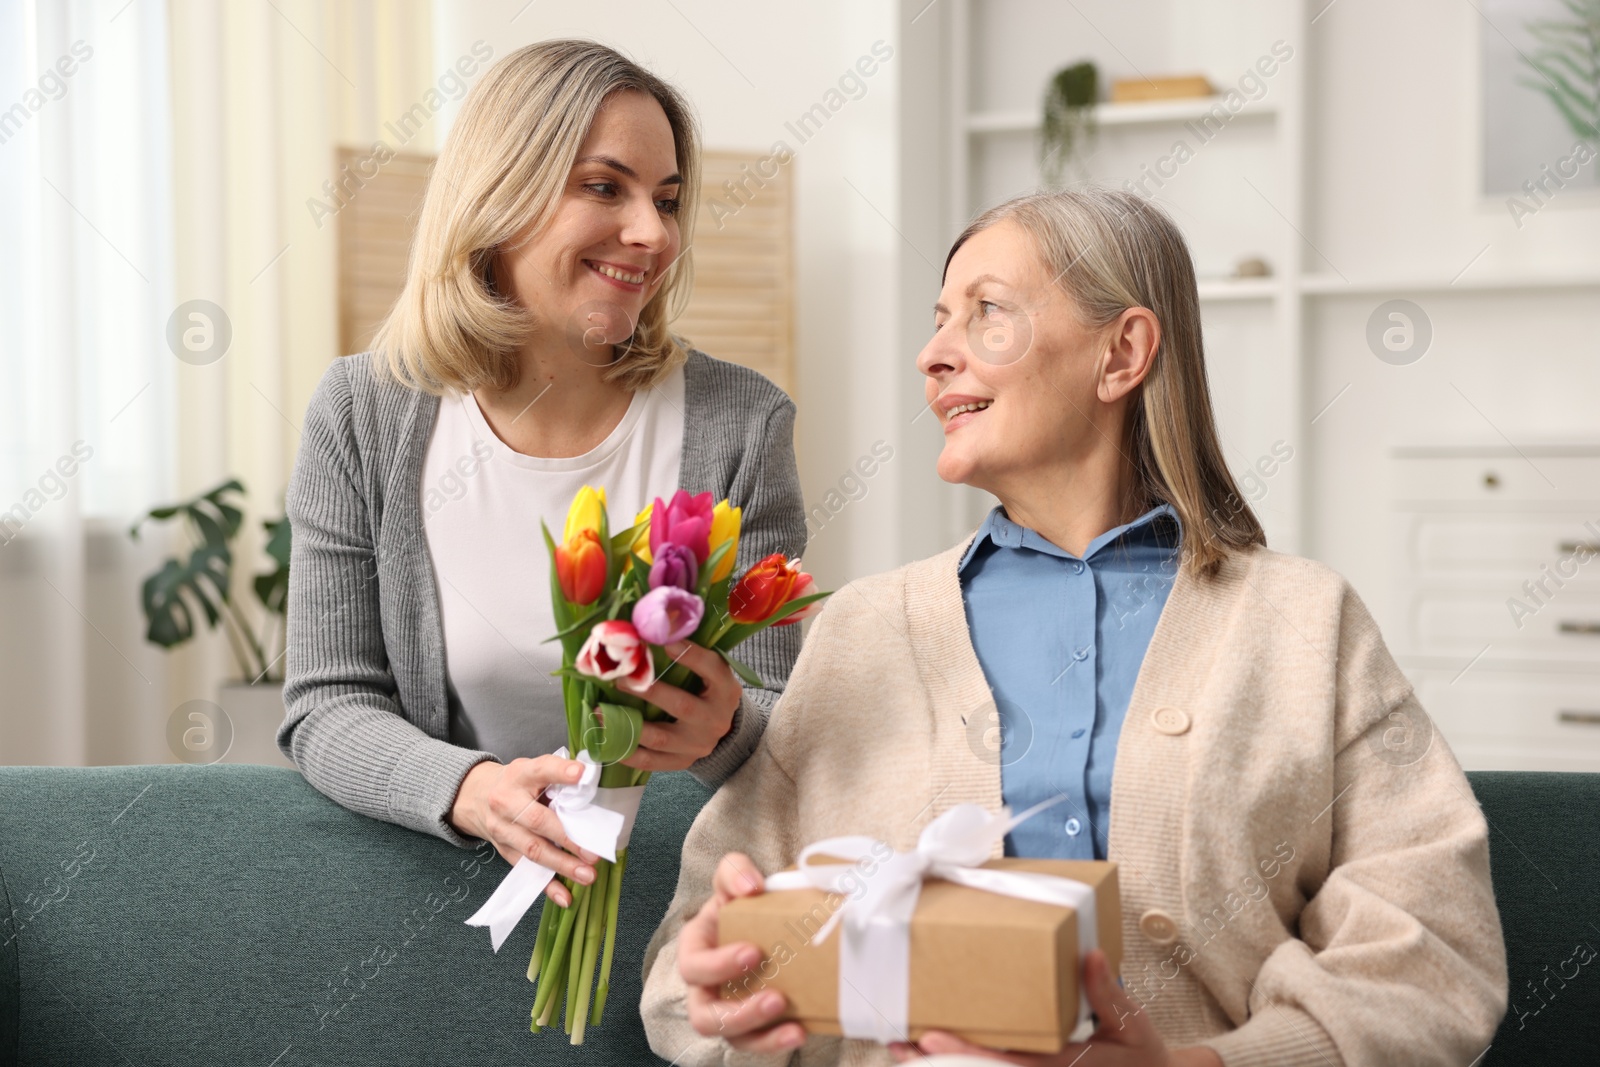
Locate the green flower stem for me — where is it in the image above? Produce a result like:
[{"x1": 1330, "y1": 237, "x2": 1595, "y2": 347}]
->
[
  {"x1": 591, "y1": 847, "x2": 628, "y2": 1025},
  {"x1": 563, "y1": 676, "x2": 583, "y2": 755},
  {"x1": 569, "y1": 860, "x2": 611, "y2": 1044},
  {"x1": 531, "y1": 935, "x2": 566, "y2": 1032},
  {"x1": 530, "y1": 881, "x2": 587, "y2": 1027},
  {"x1": 534, "y1": 968, "x2": 563, "y2": 1030},
  {"x1": 528, "y1": 893, "x2": 556, "y2": 983},
  {"x1": 564, "y1": 875, "x2": 596, "y2": 1033}
]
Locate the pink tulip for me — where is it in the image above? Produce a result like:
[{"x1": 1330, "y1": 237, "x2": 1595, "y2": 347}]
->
[
  {"x1": 632, "y1": 586, "x2": 705, "y2": 645},
  {"x1": 575, "y1": 620, "x2": 655, "y2": 693},
  {"x1": 648, "y1": 490, "x2": 714, "y2": 564}
]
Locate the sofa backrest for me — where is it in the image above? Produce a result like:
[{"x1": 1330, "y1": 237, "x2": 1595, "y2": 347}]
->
[
  {"x1": 0, "y1": 763, "x2": 713, "y2": 1066},
  {"x1": 3, "y1": 767, "x2": 1596, "y2": 1065},
  {"x1": 1470, "y1": 771, "x2": 1600, "y2": 1066}
]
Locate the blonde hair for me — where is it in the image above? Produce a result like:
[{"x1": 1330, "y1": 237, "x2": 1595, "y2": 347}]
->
[
  {"x1": 946, "y1": 188, "x2": 1265, "y2": 578},
  {"x1": 371, "y1": 40, "x2": 701, "y2": 394}
]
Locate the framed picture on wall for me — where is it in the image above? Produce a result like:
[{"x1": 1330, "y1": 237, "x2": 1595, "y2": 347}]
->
[{"x1": 1479, "y1": 0, "x2": 1599, "y2": 207}]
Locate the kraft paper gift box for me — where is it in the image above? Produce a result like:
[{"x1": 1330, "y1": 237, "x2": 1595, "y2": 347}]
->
[{"x1": 719, "y1": 857, "x2": 1121, "y2": 1054}]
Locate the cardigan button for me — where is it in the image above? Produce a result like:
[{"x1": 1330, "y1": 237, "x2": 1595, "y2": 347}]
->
[
  {"x1": 1139, "y1": 909, "x2": 1179, "y2": 945},
  {"x1": 1151, "y1": 706, "x2": 1191, "y2": 736}
]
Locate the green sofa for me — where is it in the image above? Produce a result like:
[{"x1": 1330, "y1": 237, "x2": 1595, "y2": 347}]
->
[{"x1": 0, "y1": 767, "x2": 1594, "y2": 1065}]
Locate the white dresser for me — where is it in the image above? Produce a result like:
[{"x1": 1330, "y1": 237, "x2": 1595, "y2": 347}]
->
[{"x1": 1391, "y1": 445, "x2": 1600, "y2": 772}]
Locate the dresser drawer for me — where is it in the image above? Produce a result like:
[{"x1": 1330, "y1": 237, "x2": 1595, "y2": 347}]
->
[
  {"x1": 1408, "y1": 668, "x2": 1600, "y2": 772},
  {"x1": 1410, "y1": 588, "x2": 1600, "y2": 661},
  {"x1": 1406, "y1": 513, "x2": 1600, "y2": 576},
  {"x1": 1392, "y1": 452, "x2": 1600, "y2": 506}
]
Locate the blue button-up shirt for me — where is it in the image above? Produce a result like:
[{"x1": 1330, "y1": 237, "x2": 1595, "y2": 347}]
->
[{"x1": 959, "y1": 503, "x2": 1182, "y2": 860}]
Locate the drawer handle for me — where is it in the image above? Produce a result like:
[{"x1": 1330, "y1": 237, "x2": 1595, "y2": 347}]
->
[
  {"x1": 1558, "y1": 621, "x2": 1600, "y2": 635},
  {"x1": 1557, "y1": 541, "x2": 1600, "y2": 555},
  {"x1": 1558, "y1": 711, "x2": 1600, "y2": 726}
]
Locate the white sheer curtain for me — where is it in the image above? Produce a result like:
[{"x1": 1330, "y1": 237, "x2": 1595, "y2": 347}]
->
[{"x1": 0, "y1": 0, "x2": 176, "y2": 765}]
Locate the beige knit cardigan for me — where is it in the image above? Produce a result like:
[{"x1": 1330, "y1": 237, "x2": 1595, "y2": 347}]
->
[{"x1": 640, "y1": 538, "x2": 1508, "y2": 1067}]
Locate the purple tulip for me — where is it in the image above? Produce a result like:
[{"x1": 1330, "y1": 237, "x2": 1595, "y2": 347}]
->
[
  {"x1": 631, "y1": 586, "x2": 705, "y2": 645},
  {"x1": 649, "y1": 542, "x2": 700, "y2": 591}
]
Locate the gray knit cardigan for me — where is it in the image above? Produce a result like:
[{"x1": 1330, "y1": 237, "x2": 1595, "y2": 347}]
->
[{"x1": 277, "y1": 349, "x2": 806, "y2": 848}]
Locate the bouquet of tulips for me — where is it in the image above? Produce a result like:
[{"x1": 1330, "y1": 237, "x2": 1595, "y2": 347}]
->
[{"x1": 523, "y1": 485, "x2": 827, "y2": 1042}]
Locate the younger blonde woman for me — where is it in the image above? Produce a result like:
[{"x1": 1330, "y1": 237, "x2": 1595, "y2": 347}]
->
[
  {"x1": 641, "y1": 189, "x2": 1506, "y2": 1066},
  {"x1": 280, "y1": 41, "x2": 804, "y2": 909}
]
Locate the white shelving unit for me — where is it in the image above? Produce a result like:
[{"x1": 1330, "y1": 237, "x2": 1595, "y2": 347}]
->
[{"x1": 966, "y1": 96, "x2": 1279, "y2": 135}]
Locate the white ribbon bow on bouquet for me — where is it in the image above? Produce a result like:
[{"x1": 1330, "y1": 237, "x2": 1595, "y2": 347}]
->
[
  {"x1": 763, "y1": 796, "x2": 1099, "y2": 1045},
  {"x1": 464, "y1": 748, "x2": 647, "y2": 952}
]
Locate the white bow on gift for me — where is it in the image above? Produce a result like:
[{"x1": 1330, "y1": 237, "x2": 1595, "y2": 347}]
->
[
  {"x1": 762, "y1": 796, "x2": 1099, "y2": 1045},
  {"x1": 464, "y1": 748, "x2": 647, "y2": 952}
]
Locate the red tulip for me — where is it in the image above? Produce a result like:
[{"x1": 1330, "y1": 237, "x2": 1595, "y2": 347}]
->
[
  {"x1": 774, "y1": 571, "x2": 819, "y2": 627},
  {"x1": 729, "y1": 553, "x2": 806, "y2": 624},
  {"x1": 555, "y1": 528, "x2": 607, "y2": 605}
]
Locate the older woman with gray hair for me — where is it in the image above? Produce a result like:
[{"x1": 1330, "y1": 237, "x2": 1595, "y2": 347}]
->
[
  {"x1": 279, "y1": 40, "x2": 803, "y2": 910},
  {"x1": 643, "y1": 189, "x2": 1507, "y2": 1066}
]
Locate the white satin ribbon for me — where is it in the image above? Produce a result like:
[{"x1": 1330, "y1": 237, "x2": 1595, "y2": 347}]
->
[
  {"x1": 464, "y1": 748, "x2": 647, "y2": 952},
  {"x1": 763, "y1": 796, "x2": 1098, "y2": 1044}
]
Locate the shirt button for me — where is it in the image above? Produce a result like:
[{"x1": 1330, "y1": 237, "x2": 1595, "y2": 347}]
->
[
  {"x1": 1072, "y1": 647, "x2": 1089, "y2": 662},
  {"x1": 1152, "y1": 706, "x2": 1191, "y2": 736},
  {"x1": 1070, "y1": 560, "x2": 1085, "y2": 574},
  {"x1": 1070, "y1": 728, "x2": 1085, "y2": 739},
  {"x1": 1139, "y1": 908, "x2": 1179, "y2": 945},
  {"x1": 1064, "y1": 817, "x2": 1082, "y2": 836}
]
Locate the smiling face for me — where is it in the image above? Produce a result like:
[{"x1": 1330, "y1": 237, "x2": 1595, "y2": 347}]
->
[
  {"x1": 917, "y1": 218, "x2": 1119, "y2": 496},
  {"x1": 495, "y1": 89, "x2": 684, "y2": 359}
]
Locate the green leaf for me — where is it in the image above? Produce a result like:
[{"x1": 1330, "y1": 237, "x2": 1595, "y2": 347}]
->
[
  {"x1": 598, "y1": 503, "x2": 614, "y2": 590},
  {"x1": 254, "y1": 516, "x2": 291, "y2": 615},
  {"x1": 262, "y1": 516, "x2": 291, "y2": 566},
  {"x1": 583, "y1": 703, "x2": 644, "y2": 764},
  {"x1": 715, "y1": 648, "x2": 764, "y2": 688},
  {"x1": 609, "y1": 521, "x2": 643, "y2": 556},
  {"x1": 717, "y1": 590, "x2": 832, "y2": 648},
  {"x1": 139, "y1": 544, "x2": 233, "y2": 649},
  {"x1": 1518, "y1": 7, "x2": 1600, "y2": 141},
  {"x1": 203, "y1": 479, "x2": 247, "y2": 537},
  {"x1": 545, "y1": 603, "x2": 608, "y2": 642},
  {"x1": 696, "y1": 540, "x2": 734, "y2": 600},
  {"x1": 542, "y1": 520, "x2": 573, "y2": 633},
  {"x1": 552, "y1": 667, "x2": 641, "y2": 708}
]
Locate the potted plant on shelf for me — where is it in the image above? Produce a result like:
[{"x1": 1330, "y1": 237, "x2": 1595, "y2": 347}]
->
[
  {"x1": 1041, "y1": 59, "x2": 1099, "y2": 188},
  {"x1": 130, "y1": 478, "x2": 292, "y2": 762}
]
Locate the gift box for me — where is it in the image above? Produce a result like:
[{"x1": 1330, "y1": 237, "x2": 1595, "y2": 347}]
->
[{"x1": 719, "y1": 857, "x2": 1120, "y2": 1053}]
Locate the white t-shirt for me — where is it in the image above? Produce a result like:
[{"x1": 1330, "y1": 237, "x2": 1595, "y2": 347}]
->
[{"x1": 419, "y1": 368, "x2": 685, "y2": 762}]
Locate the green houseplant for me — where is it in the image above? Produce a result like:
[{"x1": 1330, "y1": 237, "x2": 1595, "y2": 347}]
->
[
  {"x1": 129, "y1": 478, "x2": 291, "y2": 684},
  {"x1": 1041, "y1": 60, "x2": 1100, "y2": 187},
  {"x1": 1521, "y1": 0, "x2": 1600, "y2": 164}
]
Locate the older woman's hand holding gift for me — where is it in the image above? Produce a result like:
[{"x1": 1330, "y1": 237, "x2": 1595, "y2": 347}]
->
[{"x1": 678, "y1": 852, "x2": 809, "y2": 1053}]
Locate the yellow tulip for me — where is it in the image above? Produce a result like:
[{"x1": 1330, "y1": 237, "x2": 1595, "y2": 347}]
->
[
  {"x1": 708, "y1": 500, "x2": 742, "y2": 583},
  {"x1": 628, "y1": 502, "x2": 653, "y2": 565},
  {"x1": 563, "y1": 485, "x2": 607, "y2": 543}
]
